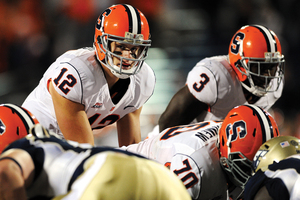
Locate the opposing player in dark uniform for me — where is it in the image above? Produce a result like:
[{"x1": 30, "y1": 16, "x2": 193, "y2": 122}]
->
[
  {"x1": 0, "y1": 124, "x2": 190, "y2": 200},
  {"x1": 245, "y1": 135, "x2": 300, "y2": 200}
]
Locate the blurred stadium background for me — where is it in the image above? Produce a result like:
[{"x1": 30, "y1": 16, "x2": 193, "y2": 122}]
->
[{"x1": 1, "y1": 0, "x2": 299, "y2": 146}]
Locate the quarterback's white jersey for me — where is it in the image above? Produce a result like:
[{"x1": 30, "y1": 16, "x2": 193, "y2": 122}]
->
[
  {"x1": 22, "y1": 48, "x2": 155, "y2": 137},
  {"x1": 186, "y1": 55, "x2": 283, "y2": 121},
  {"x1": 122, "y1": 121, "x2": 229, "y2": 200},
  {"x1": 245, "y1": 154, "x2": 300, "y2": 200}
]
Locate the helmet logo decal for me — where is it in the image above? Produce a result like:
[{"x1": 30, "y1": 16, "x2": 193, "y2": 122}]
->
[
  {"x1": 96, "y1": 8, "x2": 112, "y2": 32},
  {"x1": 230, "y1": 32, "x2": 245, "y2": 54},
  {"x1": 0, "y1": 119, "x2": 6, "y2": 135},
  {"x1": 280, "y1": 141, "x2": 290, "y2": 148},
  {"x1": 225, "y1": 120, "x2": 247, "y2": 143},
  {"x1": 253, "y1": 149, "x2": 268, "y2": 170}
]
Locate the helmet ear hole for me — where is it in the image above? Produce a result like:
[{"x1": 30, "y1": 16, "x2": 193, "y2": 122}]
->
[
  {"x1": 97, "y1": 36, "x2": 101, "y2": 44},
  {"x1": 222, "y1": 136, "x2": 225, "y2": 147},
  {"x1": 234, "y1": 60, "x2": 247, "y2": 81},
  {"x1": 252, "y1": 128, "x2": 256, "y2": 137}
]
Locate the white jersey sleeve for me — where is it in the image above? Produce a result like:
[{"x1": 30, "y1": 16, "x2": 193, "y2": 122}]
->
[
  {"x1": 50, "y1": 62, "x2": 83, "y2": 104},
  {"x1": 45, "y1": 48, "x2": 97, "y2": 104},
  {"x1": 186, "y1": 60, "x2": 218, "y2": 105}
]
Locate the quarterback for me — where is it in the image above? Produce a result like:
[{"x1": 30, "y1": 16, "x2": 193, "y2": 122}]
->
[
  {"x1": 22, "y1": 4, "x2": 155, "y2": 146},
  {"x1": 122, "y1": 105, "x2": 280, "y2": 200},
  {"x1": 159, "y1": 25, "x2": 285, "y2": 132}
]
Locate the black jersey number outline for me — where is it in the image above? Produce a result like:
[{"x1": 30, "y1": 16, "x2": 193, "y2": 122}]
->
[
  {"x1": 53, "y1": 68, "x2": 77, "y2": 95},
  {"x1": 88, "y1": 113, "x2": 120, "y2": 129},
  {"x1": 160, "y1": 122, "x2": 210, "y2": 141},
  {"x1": 173, "y1": 159, "x2": 199, "y2": 189},
  {"x1": 192, "y1": 73, "x2": 210, "y2": 92}
]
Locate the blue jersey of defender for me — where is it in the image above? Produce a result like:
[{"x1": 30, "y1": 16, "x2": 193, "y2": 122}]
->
[{"x1": 2, "y1": 135, "x2": 145, "y2": 199}]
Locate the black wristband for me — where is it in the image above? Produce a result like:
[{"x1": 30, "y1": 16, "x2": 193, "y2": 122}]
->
[{"x1": 0, "y1": 157, "x2": 23, "y2": 175}]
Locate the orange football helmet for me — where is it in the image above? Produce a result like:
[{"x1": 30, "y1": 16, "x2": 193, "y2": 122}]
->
[
  {"x1": 218, "y1": 105, "x2": 279, "y2": 189},
  {"x1": 228, "y1": 25, "x2": 285, "y2": 97},
  {"x1": 0, "y1": 103, "x2": 39, "y2": 153},
  {"x1": 93, "y1": 4, "x2": 151, "y2": 79}
]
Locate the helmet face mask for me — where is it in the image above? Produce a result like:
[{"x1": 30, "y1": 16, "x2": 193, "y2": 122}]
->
[
  {"x1": 94, "y1": 4, "x2": 151, "y2": 79},
  {"x1": 218, "y1": 105, "x2": 280, "y2": 189},
  {"x1": 236, "y1": 53, "x2": 284, "y2": 96},
  {"x1": 220, "y1": 152, "x2": 253, "y2": 188},
  {"x1": 228, "y1": 25, "x2": 285, "y2": 97},
  {"x1": 97, "y1": 33, "x2": 150, "y2": 79}
]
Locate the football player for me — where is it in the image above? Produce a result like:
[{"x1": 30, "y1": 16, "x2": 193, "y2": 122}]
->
[
  {"x1": 22, "y1": 4, "x2": 155, "y2": 146},
  {"x1": 0, "y1": 124, "x2": 191, "y2": 200},
  {"x1": 244, "y1": 135, "x2": 300, "y2": 200},
  {"x1": 121, "y1": 105, "x2": 280, "y2": 200},
  {"x1": 158, "y1": 25, "x2": 285, "y2": 132},
  {"x1": 0, "y1": 103, "x2": 39, "y2": 153}
]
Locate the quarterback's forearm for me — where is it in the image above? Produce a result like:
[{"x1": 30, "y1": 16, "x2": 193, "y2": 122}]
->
[{"x1": 117, "y1": 108, "x2": 142, "y2": 146}]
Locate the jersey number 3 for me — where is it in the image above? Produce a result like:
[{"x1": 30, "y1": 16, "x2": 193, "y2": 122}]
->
[
  {"x1": 193, "y1": 73, "x2": 209, "y2": 92},
  {"x1": 54, "y1": 68, "x2": 77, "y2": 95}
]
